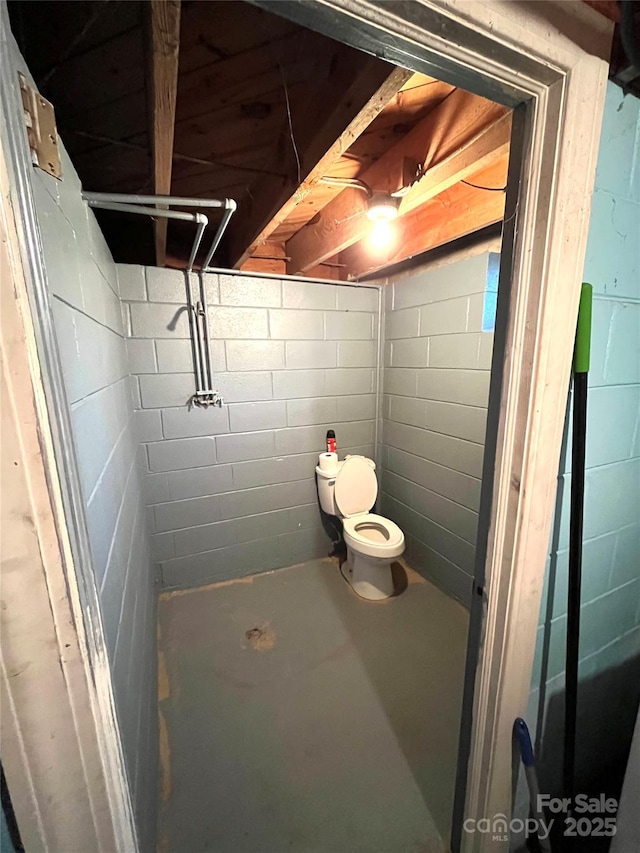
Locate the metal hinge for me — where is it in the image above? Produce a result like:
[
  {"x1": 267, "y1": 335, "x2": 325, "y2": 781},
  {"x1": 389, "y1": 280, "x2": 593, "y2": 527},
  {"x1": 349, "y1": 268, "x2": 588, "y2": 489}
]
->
[{"x1": 19, "y1": 73, "x2": 62, "y2": 179}]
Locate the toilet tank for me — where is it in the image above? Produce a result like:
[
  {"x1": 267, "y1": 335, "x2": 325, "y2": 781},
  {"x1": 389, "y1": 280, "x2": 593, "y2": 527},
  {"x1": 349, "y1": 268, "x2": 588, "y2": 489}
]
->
[
  {"x1": 315, "y1": 455, "x2": 376, "y2": 517},
  {"x1": 316, "y1": 461, "x2": 341, "y2": 515}
]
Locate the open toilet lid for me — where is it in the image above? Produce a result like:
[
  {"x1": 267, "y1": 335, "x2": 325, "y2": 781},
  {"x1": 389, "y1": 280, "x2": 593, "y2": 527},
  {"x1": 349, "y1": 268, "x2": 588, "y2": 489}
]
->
[{"x1": 334, "y1": 456, "x2": 378, "y2": 518}]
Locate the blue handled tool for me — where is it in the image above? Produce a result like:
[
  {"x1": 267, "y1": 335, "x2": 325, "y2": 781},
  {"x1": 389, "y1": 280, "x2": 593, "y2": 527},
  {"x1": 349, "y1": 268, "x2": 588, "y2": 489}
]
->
[{"x1": 514, "y1": 717, "x2": 552, "y2": 852}]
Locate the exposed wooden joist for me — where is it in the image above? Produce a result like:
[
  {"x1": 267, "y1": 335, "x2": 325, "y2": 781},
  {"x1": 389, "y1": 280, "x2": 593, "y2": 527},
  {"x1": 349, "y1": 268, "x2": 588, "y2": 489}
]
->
[
  {"x1": 240, "y1": 258, "x2": 287, "y2": 275},
  {"x1": 340, "y1": 155, "x2": 509, "y2": 280},
  {"x1": 286, "y1": 90, "x2": 510, "y2": 275},
  {"x1": 149, "y1": 0, "x2": 181, "y2": 266},
  {"x1": 238, "y1": 243, "x2": 346, "y2": 279},
  {"x1": 226, "y1": 61, "x2": 414, "y2": 269},
  {"x1": 397, "y1": 111, "x2": 511, "y2": 214},
  {"x1": 305, "y1": 264, "x2": 345, "y2": 281},
  {"x1": 240, "y1": 241, "x2": 287, "y2": 275}
]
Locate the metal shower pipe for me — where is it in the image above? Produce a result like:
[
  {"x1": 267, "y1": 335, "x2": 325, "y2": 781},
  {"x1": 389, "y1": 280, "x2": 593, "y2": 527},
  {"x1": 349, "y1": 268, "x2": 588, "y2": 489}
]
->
[
  {"x1": 83, "y1": 192, "x2": 233, "y2": 209},
  {"x1": 186, "y1": 272, "x2": 206, "y2": 400},
  {"x1": 187, "y1": 219, "x2": 208, "y2": 273},
  {"x1": 84, "y1": 199, "x2": 208, "y2": 224},
  {"x1": 82, "y1": 191, "x2": 238, "y2": 407},
  {"x1": 82, "y1": 192, "x2": 237, "y2": 273},
  {"x1": 202, "y1": 205, "x2": 236, "y2": 270},
  {"x1": 84, "y1": 198, "x2": 209, "y2": 273}
]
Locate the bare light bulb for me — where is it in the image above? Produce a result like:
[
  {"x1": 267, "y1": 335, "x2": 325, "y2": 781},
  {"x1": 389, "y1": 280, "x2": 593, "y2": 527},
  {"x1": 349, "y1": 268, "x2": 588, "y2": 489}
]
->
[{"x1": 369, "y1": 218, "x2": 395, "y2": 251}]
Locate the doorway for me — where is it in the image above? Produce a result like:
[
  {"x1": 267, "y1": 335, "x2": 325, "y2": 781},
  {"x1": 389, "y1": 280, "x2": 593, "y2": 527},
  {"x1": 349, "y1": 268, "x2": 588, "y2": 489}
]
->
[{"x1": 1, "y1": 2, "x2": 610, "y2": 852}]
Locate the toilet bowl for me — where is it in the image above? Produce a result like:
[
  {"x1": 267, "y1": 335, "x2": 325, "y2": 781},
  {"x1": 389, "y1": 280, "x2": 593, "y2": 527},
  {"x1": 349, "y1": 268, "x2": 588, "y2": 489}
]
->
[
  {"x1": 342, "y1": 513, "x2": 404, "y2": 600},
  {"x1": 316, "y1": 454, "x2": 405, "y2": 601}
]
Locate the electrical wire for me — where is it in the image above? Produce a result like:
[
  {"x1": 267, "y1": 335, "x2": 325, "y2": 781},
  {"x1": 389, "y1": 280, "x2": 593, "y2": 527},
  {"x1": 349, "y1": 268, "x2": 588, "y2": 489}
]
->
[
  {"x1": 461, "y1": 179, "x2": 507, "y2": 192},
  {"x1": 259, "y1": 9, "x2": 302, "y2": 187},
  {"x1": 319, "y1": 176, "x2": 372, "y2": 196},
  {"x1": 279, "y1": 64, "x2": 301, "y2": 185}
]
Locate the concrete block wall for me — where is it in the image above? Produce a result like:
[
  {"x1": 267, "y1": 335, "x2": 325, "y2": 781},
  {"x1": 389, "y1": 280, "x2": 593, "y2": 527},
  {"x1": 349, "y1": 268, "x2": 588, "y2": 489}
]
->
[
  {"x1": 534, "y1": 83, "x2": 639, "y2": 790},
  {"x1": 512, "y1": 84, "x2": 640, "y2": 850},
  {"x1": 29, "y1": 144, "x2": 157, "y2": 849},
  {"x1": 120, "y1": 267, "x2": 380, "y2": 590},
  {"x1": 380, "y1": 250, "x2": 497, "y2": 606}
]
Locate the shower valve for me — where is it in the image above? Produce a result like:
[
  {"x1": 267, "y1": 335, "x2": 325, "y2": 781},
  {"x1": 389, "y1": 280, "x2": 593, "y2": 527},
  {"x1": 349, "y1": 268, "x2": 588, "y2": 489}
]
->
[{"x1": 189, "y1": 391, "x2": 224, "y2": 409}]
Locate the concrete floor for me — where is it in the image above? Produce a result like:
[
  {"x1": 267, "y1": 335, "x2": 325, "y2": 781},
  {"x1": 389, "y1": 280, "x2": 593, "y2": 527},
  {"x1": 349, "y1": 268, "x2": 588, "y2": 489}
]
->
[{"x1": 157, "y1": 558, "x2": 469, "y2": 853}]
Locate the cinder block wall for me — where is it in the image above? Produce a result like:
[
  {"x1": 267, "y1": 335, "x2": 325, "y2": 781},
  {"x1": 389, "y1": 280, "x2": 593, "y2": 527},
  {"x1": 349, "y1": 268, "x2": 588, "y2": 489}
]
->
[
  {"x1": 120, "y1": 266, "x2": 380, "y2": 590},
  {"x1": 28, "y1": 145, "x2": 157, "y2": 843},
  {"x1": 380, "y1": 250, "x2": 497, "y2": 605},
  {"x1": 518, "y1": 83, "x2": 640, "y2": 823}
]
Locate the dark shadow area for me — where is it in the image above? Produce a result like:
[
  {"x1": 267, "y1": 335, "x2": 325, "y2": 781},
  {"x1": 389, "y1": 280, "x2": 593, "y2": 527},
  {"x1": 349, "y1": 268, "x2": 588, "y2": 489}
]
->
[
  {"x1": 390, "y1": 560, "x2": 409, "y2": 597},
  {"x1": 523, "y1": 391, "x2": 640, "y2": 850},
  {"x1": 315, "y1": 471, "x2": 347, "y2": 561},
  {"x1": 534, "y1": 472, "x2": 567, "y2": 759},
  {"x1": 319, "y1": 509, "x2": 345, "y2": 561},
  {"x1": 92, "y1": 209, "x2": 156, "y2": 266},
  {"x1": 530, "y1": 655, "x2": 640, "y2": 853},
  {"x1": 1, "y1": 763, "x2": 23, "y2": 853},
  {"x1": 535, "y1": 390, "x2": 571, "y2": 759}
]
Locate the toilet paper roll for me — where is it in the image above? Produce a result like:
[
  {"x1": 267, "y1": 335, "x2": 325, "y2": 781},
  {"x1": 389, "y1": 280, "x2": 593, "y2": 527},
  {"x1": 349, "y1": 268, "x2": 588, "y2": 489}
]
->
[{"x1": 318, "y1": 452, "x2": 338, "y2": 471}]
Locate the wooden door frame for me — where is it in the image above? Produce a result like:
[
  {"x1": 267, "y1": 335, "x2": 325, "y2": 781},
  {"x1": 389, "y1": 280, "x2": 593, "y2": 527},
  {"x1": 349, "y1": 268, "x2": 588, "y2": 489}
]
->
[
  {"x1": 1, "y1": 0, "x2": 611, "y2": 850},
  {"x1": 0, "y1": 144, "x2": 138, "y2": 853},
  {"x1": 0, "y1": 4, "x2": 139, "y2": 850},
  {"x1": 253, "y1": 2, "x2": 612, "y2": 850}
]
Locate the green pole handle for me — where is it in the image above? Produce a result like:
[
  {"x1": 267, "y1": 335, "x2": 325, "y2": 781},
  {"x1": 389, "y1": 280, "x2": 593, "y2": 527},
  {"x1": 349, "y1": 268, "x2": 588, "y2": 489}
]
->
[{"x1": 574, "y1": 283, "x2": 593, "y2": 374}]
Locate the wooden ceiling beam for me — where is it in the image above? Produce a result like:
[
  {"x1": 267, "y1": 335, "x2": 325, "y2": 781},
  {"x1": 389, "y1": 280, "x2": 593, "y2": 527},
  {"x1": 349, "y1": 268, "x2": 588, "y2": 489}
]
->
[
  {"x1": 304, "y1": 264, "x2": 345, "y2": 281},
  {"x1": 240, "y1": 241, "x2": 287, "y2": 276},
  {"x1": 226, "y1": 61, "x2": 414, "y2": 269},
  {"x1": 340, "y1": 155, "x2": 509, "y2": 280},
  {"x1": 286, "y1": 89, "x2": 510, "y2": 275},
  {"x1": 149, "y1": 0, "x2": 181, "y2": 267},
  {"x1": 397, "y1": 111, "x2": 511, "y2": 214}
]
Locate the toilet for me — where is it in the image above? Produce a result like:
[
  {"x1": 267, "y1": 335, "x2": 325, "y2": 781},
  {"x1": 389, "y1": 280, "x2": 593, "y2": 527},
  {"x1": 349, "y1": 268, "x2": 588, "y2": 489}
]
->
[{"x1": 316, "y1": 454, "x2": 405, "y2": 600}]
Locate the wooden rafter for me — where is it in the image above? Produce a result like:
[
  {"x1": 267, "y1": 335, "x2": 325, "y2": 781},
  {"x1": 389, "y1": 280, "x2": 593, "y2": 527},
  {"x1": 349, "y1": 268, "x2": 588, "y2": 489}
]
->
[
  {"x1": 340, "y1": 155, "x2": 509, "y2": 280},
  {"x1": 149, "y1": 0, "x2": 181, "y2": 267},
  {"x1": 226, "y1": 62, "x2": 413, "y2": 269},
  {"x1": 239, "y1": 244, "x2": 345, "y2": 280},
  {"x1": 240, "y1": 241, "x2": 288, "y2": 276},
  {"x1": 286, "y1": 89, "x2": 510, "y2": 275},
  {"x1": 397, "y1": 111, "x2": 511, "y2": 214}
]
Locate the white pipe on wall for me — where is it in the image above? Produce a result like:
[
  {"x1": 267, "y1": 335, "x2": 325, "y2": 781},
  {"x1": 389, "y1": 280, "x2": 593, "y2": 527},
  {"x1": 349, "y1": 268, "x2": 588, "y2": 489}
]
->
[
  {"x1": 85, "y1": 199, "x2": 208, "y2": 225},
  {"x1": 82, "y1": 192, "x2": 236, "y2": 211},
  {"x1": 81, "y1": 191, "x2": 237, "y2": 408},
  {"x1": 201, "y1": 205, "x2": 236, "y2": 271}
]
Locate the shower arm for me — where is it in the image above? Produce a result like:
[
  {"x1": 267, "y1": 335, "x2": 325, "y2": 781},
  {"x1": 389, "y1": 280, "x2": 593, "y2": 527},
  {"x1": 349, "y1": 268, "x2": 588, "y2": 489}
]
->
[
  {"x1": 82, "y1": 192, "x2": 238, "y2": 409},
  {"x1": 81, "y1": 192, "x2": 237, "y2": 274}
]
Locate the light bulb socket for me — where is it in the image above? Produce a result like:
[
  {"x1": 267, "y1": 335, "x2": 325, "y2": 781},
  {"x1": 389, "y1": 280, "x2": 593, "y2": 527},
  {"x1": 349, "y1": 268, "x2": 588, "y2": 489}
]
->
[{"x1": 366, "y1": 193, "x2": 399, "y2": 222}]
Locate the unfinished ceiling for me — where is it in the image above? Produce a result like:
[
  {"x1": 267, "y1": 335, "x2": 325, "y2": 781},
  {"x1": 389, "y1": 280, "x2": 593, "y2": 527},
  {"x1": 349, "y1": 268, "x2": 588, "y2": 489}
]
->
[{"x1": 9, "y1": 0, "x2": 511, "y2": 280}]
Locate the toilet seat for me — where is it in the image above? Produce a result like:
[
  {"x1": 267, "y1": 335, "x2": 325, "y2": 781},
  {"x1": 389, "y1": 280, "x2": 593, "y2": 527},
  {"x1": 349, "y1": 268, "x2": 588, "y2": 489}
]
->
[
  {"x1": 343, "y1": 513, "x2": 405, "y2": 559},
  {"x1": 334, "y1": 456, "x2": 378, "y2": 518}
]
